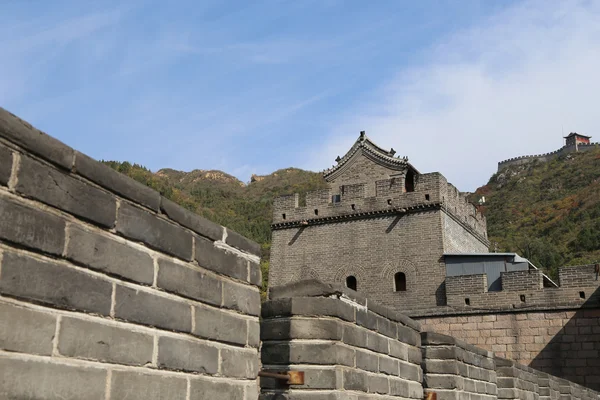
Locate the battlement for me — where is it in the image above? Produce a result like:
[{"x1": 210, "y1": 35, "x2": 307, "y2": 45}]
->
[
  {"x1": 272, "y1": 172, "x2": 487, "y2": 239},
  {"x1": 445, "y1": 264, "x2": 600, "y2": 310},
  {"x1": 498, "y1": 142, "x2": 600, "y2": 172}
]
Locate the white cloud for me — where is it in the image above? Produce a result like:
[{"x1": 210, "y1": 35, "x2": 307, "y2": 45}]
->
[{"x1": 306, "y1": 0, "x2": 600, "y2": 191}]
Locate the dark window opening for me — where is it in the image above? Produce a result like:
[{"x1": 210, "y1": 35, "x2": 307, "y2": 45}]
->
[
  {"x1": 520, "y1": 294, "x2": 526, "y2": 302},
  {"x1": 580, "y1": 291, "x2": 586, "y2": 299},
  {"x1": 282, "y1": 213, "x2": 286, "y2": 220},
  {"x1": 351, "y1": 204, "x2": 356, "y2": 210},
  {"x1": 394, "y1": 272, "x2": 406, "y2": 292},
  {"x1": 314, "y1": 209, "x2": 319, "y2": 216},
  {"x1": 405, "y1": 169, "x2": 415, "y2": 192},
  {"x1": 332, "y1": 194, "x2": 341, "y2": 203},
  {"x1": 387, "y1": 199, "x2": 392, "y2": 205},
  {"x1": 465, "y1": 298, "x2": 470, "y2": 306},
  {"x1": 346, "y1": 276, "x2": 357, "y2": 291},
  {"x1": 425, "y1": 194, "x2": 430, "y2": 201}
]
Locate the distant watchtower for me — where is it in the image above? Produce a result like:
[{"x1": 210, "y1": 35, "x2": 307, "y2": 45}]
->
[
  {"x1": 564, "y1": 132, "x2": 591, "y2": 147},
  {"x1": 269, "y1": 132, "x2": 489, "y2": 312}
]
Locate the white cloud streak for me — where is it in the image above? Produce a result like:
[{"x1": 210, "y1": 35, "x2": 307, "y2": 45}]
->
[{"x1": 307, "y1": 0, "x2": 600, "y2": 191}]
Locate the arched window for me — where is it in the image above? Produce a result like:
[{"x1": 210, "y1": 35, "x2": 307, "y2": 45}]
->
[
  {"x1": 394, "y1": 272, "x2": 406, "y2": 292},
  {"x1": 346, "y1": 275, "x2": 357, "y2": 291}
]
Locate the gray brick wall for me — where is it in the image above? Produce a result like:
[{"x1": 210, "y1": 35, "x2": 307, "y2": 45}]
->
[
  {"x1": 421, "y1": 331, "x2": 498, "y2": 400},
  {"x1": 0, "y1": 107, "x2": 261, "y2": 400},
  {"x1": 260, "y1": 281, "x2": 424, "y2": 399}
]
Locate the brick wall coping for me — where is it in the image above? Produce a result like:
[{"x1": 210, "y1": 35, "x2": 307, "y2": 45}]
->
[
  {"x1": 0, "y1": 107, "x2": 261, "y2": 260},
  {"x1": 407, "y1": 299, "x2": 600, "y2": 319},
  {"x1": 268, "y1": 279, "x2": 421, "y2": 331}
]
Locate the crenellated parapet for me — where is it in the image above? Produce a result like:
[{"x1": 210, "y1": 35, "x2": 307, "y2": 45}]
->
[
  {"x1": 272, "y1": 172, "x2": 488, "y2": 246},
  {"x1": 444, "y1": 264, "x2": 600, "y2": 310},
  {"x1": 497, "y1": 142, "x2": 600, "y2": 172}
]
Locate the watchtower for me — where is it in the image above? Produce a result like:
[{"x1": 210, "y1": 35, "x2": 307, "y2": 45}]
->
[
  {"x1": 564, "y1": 132, "x2": 592, "y2": 147},
  {"x1": 269, "y1": 132, "x2": 489, "y2": 311}
]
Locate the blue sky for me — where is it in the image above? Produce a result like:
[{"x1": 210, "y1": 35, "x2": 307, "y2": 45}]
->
[{"x1": 2, "y1": 0, "x2": 599, "y2": 190}]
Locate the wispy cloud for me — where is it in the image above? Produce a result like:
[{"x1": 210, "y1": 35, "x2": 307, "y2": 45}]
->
[{"x1": 306, "y1": 0, "x2": 600, "y2": 191}]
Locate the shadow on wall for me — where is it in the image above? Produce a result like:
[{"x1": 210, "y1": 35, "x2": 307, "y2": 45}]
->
[{"x1": 530, "y1": 285, "x2": 600, "y2": 392}]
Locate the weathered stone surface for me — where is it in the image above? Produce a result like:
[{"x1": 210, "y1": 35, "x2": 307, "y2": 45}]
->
[
  {"x1": 261, "y1": 318, "x2": 342, "y2": 341},
  {"x1": 248, "y1": 319, "x2": 260, "y2": 348},
  {"x1": 0, "y1": 144, "x2": 11, "y2": 186},
  {"x1": 0, "y1": 301, "x2": 56, "y2": 355},
  {"x1": 75, "y1": 151, "x2": 161, "y2": 211},
  {"x1": 58, "y1": 317, "x2": 153, "y2": 366},
  {"x1": 0, "y1": 107, "x2": 75, "y2": 169},
  {"x1": 189, "y1": 378, "x2": 245, "y2": 400},
  {"x1": 262, "y1": 298, "x2": 354, "y2": 322},
  {"x1": 368, "y1": 374, "x2": 390, "y2": 394},
  {"x1": 157, "y1": 259, "x2": 222, "y2": 306},
  {"x1": 0, "y1": 355, "x2": 106, "y2": 399},
  {"x1": 379, "y1": 356, "x2": 399, "y2": 375},
  {"x1": 158, "y1": 336, "x2": 218, "y2": 374},
  {"x1": 117, "y1": 202, "x2": 193, "y2": 260},
  {"x1": 221, "y1": 348, "x2": 259, "y2": 379},
  {"x1": 343, "y1": 369, "x2": 368, "y2": 392},
  {"x1": 193, "y1": 305, "x2": 247, "y2": 346},
  {"x1": 66, "y1": 225, "x2": 154, "y2": 285},
  {"x1": 110, "y1": 370, "x2": 187, "y2": 400},
  {"x1": 356, "y1": 349, "x2": 379, "y2": 372},
  {"x1": 195, "y1": 236, "x2": 248, "y2": 282},
  {"x1": 261, "y1": 342, "x2": 354, "y2": 366},
  {"x1": 0, "y1": 252, "x2": 112, "y2": 315},
  {"x1": 16, "y1": 156, "x2": 116, "y2": 227},
  {"x1": 114, "y1": 285, "x2": 191, "y2": 332},
  {"x1": 222, "y1": 280, "x2": 260, "y2": 316},
  {"x1": 0, "y1": 195, "x2": 65, "y2": 255},
  {"x1": 226, "y1": 228, "x2": 261, "y2": 256},
  {"x1": 160, "y1": 197, "x2": 223, "y2": 241},
  {"x1": 343, "y1": 324, "x2": 368, "y2": 348},
  {"x1": 249, "y1": 260, "x2": 262, "y2": 287}
]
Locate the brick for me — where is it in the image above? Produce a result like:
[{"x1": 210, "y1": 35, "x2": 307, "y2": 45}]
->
[
  {"x1": 189, "y1": 377, "x2": 245, "y2": 400},
  {"x1": 379, "y1": 355, "x2": 399, "y2": 375},
  {"x1": 343, "y1": 369, "x2": 368, "y2": 392},
  {"x1": 66, "y1": 225, "x2": 154, "y2": 285},
  {"x1": 0, "y1": 144, "x2": 11, "y2": 185},
  {"x1": 75, "y1": 152, "x2": 161, "y2": 211},
  {"x1": 0, "y1": 195, "x2": 65, "y2": 255},
  {"x1": 0, "y1": 107, "x2": 75, "y2": 169},
  {"x1": 0, "y1": 355, "x2": 106, "y2": 399},
  {"x1": 160, "y1": 197, "x2": 223, "y2": 241},
  {"x1": 221, "y1": 348, "x2": 259, "y2": 379},
  {"x1": 368, "y1": 373, "x2": 390, "y2": 394},
  {"x1": 260, "y1": 318, "x2": 342, "y2": 341},
  {"x1": 193, "y1": 304, "x2": 248, "y2": 346},
  {"x1": 116, "y1": 202, "x2": 193, "y2": 260},
  {"x1": 248, "y1": 319, "x2": 260, "y2": 348},
  {"x1": 157, "y1": 259, "x2": 222, "y2": 306},
  {"x1": 343, "y1": 324, "x2": 368, "y2": 348},
  {"x1": 58, "y1": 317, "x2": 153, "y2": 366},
  {"x1": 249, "y1": 260, "x2": 262, "y2": 287},
  {"x1": 226, "y1": 228, "x2": 261, "y2": 256},
  {"x1": 356, "y1": 349, "x2": 379, "y2": 372},
  {"x1": 0, "y1": 252, "x2": 112, "y2": 315},
  {"x1": 16, "y1": 155, "x2": 116, "y2": 227},
  {"x1": 158, "y1": 336, "x2": 218, "y2": 374},
  {"x1": 114, "y1": 285, "x2": 191, "y2": 332},
  {"x1": 0, "y1": 301, "x2": 56, "y2": 355},
  {"x1": 261, "y1": 342, "x2": 354, "y2": 366},
  {"x1": 222, "y1": 280, "x2": 260, "y2": 316},
  {"x1": 110, "y1": 370, "x2": 187, "y2": 400},
  {"x1": 195, "y1": 235, "x2": 248, "y2": 282}
]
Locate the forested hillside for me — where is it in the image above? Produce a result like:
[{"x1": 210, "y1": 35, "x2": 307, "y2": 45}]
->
[
  {"x1": 104, "y1": 146, "x2": 600, "y2": 290},
  {"x1": 472, "y1": 147, "x2": 600, "y2": 279}
]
